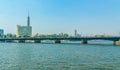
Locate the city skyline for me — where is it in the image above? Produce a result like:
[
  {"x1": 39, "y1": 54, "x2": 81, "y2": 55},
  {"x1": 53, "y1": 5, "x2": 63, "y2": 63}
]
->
[{"x1": 0, "y1": 0, "x2": 120, "y2": 36}]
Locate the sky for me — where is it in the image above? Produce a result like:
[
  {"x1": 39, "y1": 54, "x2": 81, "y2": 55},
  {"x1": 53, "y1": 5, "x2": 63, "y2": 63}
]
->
[{"x1": 0, "y1": 0, "x2": 120, "y2": 36}]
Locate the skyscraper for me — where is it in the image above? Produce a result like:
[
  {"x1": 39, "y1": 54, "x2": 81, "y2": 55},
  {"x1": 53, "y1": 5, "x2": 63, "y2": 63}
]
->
[
  {"x1": 16, "y1": 13, "x2": 32, "y2": 37},
  {"x1": 0, "y1": 29, "x2": 4, "y2": 35},
  {"x1": 75, "y1": 29, "x2": 77, "y2": 37}
]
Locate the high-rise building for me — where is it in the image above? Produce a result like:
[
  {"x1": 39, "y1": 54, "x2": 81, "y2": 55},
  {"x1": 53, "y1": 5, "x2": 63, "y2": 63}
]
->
[
  {"x1": 0, "y1": 29, "x2": 4, "y2": 35},
  {"x1": 75, "y1": 29, "x2": 77, "y2": 37},
  {"x1": 16, "y1": 14, "x2": 32, "y2": 37}
]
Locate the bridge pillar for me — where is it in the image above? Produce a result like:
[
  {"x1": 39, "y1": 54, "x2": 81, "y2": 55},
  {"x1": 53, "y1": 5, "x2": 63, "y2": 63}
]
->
[
  {"x1": 18, "y1": 40, "x2": 25, "y2": 43},
  {"x1": 55, "y1": 40, "x2": 61, "y2": 44},
  {"x1": 34, "y1": 40, "x2": 41, "y2": 43},
  {"x1": 0, "y1": 40, "x2": 5, "y2": 43},
  {"x1": 81, "y1": 40, "x2": 88, "y2": 44},
  {"x1": 5, "y1": 40, "x2": 14, "y2": 43},
  {"x1": 114, "y1": 40, "x2": 120, "y2": 46}
]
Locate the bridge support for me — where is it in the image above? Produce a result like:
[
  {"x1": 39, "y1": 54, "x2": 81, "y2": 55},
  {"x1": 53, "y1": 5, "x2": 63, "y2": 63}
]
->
[
  {"x1": 0, "y1": 40, "x2": 5, "y2": 43},
  {"x1": 114, "y1": 40, "x2": 120, "y2": 46},
  {"x1": 5, "y1": 40, "x2": 14, "y2": 43},
  {"x1": 81, "y1": 40, "x2": 88, "y2": 44},
  {"x1": 55, "y1": 40, "x2": 61, "y2": 44},
  {"x1": 18, "y1": 40, "x2": 25, "y2": 43},
  {"x1": 34, "y1": 40, "x2": 41, "y2": 43}
]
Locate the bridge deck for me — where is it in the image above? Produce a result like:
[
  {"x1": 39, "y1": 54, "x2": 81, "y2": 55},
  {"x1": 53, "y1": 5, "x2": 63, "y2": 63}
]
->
[{"x1": 0, "y1": 37, "x2": 120, "y2": 41}]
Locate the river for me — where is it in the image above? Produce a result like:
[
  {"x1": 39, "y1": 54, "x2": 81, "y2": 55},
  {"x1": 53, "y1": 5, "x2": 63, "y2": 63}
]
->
[{"x1": 0, "y1": 42, "x2": 120, "y2": 70}]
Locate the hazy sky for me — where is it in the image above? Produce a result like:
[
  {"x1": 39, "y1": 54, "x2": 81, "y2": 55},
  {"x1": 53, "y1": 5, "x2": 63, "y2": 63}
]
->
[{"x1": 0, "y1": 0, "x2": 120, "y2": 36}]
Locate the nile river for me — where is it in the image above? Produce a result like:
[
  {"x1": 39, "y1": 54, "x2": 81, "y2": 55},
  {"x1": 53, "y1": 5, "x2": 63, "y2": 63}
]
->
[{"x1": 0, "y1": 42, "x2": 120, "y2": 70}]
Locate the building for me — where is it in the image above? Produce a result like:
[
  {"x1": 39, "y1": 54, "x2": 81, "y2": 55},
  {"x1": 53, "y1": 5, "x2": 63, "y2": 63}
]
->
[
  {"x1": 74, "y1": 29, "x2": 81, "y2": 37},
  {"x1": 0, "y1": 29, "x2": 4, "y2": 35},
  {"x1": 75, "y1": 29, "x2": 77, "y2": 37},
  {"x1": 16, "y1": 25, "x2": 32, "y2": 37},
  {"x1": 16, "y1": 14, "x2": 32, "y2": 37}
]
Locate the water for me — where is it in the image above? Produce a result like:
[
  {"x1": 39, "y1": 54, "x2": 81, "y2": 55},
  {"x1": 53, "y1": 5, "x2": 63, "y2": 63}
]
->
[{"x1": 0, "y1": 43, "x2": 120, "y2": 70}]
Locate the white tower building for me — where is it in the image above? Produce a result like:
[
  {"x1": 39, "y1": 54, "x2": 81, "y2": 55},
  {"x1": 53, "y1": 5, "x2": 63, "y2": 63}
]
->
[{"x1": 16, "y1": 14, "x2": 32, "y2": 37}]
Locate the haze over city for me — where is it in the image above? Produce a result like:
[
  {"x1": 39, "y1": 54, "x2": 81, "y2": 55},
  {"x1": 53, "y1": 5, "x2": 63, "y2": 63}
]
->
[{"x1": 0, "y1": 0, "x2": 120, "y2": 36}]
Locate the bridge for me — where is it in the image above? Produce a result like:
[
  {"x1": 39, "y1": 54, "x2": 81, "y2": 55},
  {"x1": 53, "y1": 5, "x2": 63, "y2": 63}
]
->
[{"x1": 0, "y1": 37, "x2": 120, "y2": 45}]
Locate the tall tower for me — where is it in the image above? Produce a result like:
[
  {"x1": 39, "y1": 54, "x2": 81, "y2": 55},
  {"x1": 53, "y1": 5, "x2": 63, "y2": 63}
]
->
[
  {"x1": 75, "y1": 29, "x2": 77, "y2": 37},
  {"x1": 27, "y1": 12, "x2": 30, "y2": 26}
]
